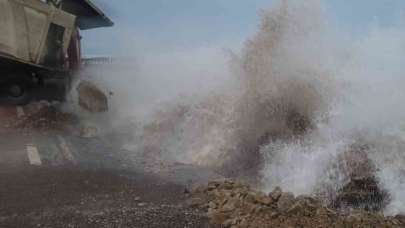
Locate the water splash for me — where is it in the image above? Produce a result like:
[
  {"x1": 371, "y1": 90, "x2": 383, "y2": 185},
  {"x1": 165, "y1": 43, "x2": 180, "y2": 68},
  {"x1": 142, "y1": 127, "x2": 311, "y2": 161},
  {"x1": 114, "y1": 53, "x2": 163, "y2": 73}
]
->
[
  {"x1": 86, "y1": 0, "x2": 405, "y2": 215},
  {"x1": 257, "y1": 0, "x2": 405, "y2": 215}
]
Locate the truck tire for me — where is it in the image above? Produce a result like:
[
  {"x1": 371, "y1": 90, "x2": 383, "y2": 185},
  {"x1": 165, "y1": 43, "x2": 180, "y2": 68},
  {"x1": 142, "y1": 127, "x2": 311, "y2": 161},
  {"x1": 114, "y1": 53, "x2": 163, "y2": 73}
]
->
[{"x1": 6, "y1": 83, "x2": 30, "y2": 105}]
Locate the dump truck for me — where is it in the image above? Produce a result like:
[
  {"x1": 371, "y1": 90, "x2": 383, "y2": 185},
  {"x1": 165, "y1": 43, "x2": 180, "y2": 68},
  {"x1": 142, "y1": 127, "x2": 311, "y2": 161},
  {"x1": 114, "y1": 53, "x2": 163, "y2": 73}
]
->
[{"x1": 0, "y1": 0, "x2": 113, "y2": 104}]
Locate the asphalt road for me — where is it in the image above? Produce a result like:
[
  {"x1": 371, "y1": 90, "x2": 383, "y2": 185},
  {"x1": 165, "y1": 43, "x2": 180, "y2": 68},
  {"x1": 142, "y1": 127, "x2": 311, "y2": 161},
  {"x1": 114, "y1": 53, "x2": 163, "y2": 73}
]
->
[{"x1": 0, "y1": 104, "x2": 216, "y2": 228}]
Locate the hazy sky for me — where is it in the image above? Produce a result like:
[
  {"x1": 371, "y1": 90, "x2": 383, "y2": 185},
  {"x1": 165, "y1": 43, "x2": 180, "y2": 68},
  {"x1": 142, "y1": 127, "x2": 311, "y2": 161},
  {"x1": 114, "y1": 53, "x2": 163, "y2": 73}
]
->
[{"x1": 82, "y1": 0, "x2": 405, "y2": 56}]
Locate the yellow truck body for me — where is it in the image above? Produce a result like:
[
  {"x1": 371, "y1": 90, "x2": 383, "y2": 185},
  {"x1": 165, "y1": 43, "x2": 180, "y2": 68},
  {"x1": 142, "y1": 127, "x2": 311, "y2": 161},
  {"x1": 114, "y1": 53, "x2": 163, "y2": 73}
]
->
[{"x1": 0, "y1": 0, "x2": 113, "y2": 104}]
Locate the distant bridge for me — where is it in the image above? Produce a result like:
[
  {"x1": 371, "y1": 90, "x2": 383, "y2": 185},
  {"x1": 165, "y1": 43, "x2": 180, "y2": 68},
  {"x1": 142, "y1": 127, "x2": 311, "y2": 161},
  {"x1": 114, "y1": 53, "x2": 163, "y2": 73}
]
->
[{"x1": 82, "y1": 57, "x2": 114, "y2": 66}]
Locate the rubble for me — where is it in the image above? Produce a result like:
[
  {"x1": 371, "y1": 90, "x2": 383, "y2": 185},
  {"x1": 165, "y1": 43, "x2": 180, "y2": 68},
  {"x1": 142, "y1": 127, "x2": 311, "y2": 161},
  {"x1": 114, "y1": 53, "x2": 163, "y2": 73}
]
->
[
  {"x1": 14, "y1": 102, "x2": 77, "y2": 131},
  {"x1": 189, "y1": 180, "x2": 405, "y2": 228},
  {"x1": 80, "y1": 125, "x2": 99, "y2": 138}
]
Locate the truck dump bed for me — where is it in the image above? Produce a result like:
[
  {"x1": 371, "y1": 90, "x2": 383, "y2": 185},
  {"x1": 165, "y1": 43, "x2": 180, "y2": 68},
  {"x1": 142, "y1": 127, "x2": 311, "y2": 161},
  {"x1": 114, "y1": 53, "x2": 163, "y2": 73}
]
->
[
  {"x1": 0, "y1": 0, "x2": 75, "y2": 70},
  {"x1": 62, "y1": 0, "x2": 114, "y2": 29}
]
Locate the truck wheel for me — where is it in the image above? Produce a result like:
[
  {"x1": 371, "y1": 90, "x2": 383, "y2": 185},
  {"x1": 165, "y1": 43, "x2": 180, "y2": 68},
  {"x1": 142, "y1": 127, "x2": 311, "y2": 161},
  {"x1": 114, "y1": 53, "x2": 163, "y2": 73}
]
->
[{"x1": 7, "y1": 83, "x2": 30, "y2": 105}]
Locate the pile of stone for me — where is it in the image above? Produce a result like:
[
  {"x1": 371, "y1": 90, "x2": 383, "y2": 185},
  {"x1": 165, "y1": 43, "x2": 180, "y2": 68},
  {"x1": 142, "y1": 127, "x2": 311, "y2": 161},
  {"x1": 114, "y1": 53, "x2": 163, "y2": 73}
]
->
[{"x1": 189, "y1": 180, "x2": 405, "y2": 228}]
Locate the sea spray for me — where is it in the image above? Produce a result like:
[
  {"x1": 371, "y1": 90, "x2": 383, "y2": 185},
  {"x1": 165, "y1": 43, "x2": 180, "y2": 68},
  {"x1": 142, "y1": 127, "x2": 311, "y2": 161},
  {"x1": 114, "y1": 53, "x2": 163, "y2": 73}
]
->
[{"x1": 79, "y1": 0, "x2": 405, "y2": 215}]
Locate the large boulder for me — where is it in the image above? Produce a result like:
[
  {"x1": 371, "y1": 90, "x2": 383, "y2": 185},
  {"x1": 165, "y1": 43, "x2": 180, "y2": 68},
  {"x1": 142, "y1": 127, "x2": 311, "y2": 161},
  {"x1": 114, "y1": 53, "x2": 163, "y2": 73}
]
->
[{"x1": 77, "y1": 81, "x2": 108, "y2": 113}]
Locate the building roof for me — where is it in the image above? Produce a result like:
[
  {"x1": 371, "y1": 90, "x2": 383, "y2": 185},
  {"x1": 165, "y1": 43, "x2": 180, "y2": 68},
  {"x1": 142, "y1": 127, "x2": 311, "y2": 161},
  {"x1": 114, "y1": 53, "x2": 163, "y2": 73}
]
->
[{"x1": 62, "y1": 0, "x2": 113, "y2": 30}]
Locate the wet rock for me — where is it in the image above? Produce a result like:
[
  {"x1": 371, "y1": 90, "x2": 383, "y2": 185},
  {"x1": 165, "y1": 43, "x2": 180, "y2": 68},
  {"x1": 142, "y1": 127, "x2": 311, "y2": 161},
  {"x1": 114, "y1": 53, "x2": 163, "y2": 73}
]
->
[
  {"x1": 239, "y1": 217, "x2": 249, "y2": 227},
  {"x1": 316, "y1": 207, "x2": 336, "y2": 217},
  {"x1": 222, "y1": 198, "x2": 239, "y2": 212},
  {"x1": 208, "y1": 201, "x2": 217, "y2": 209},
  {"x1": 244, "y1": 192, "x2": 257, "y2": 204},
  {"x1": 269, "y1": 186, "x2": 282, "y2": 201},
  {"x1": 207, "y1": 181, "x2": 221, "y2": 191},
  {"x1": 270, "y1": 211, "x2": 280, "y2": 218},
  {"x1": 80, "y1": 125, "x2": 98, "y2": 138},
  {"x1": 187, "y1": 198, "x2": 204, "y2": 208},
  {"x1": 192, "y1": 185, "x2": 207, "y2": 194},
  {"x1": 286, "y1": 197, "x2": 317, "y2": 217},
  {"x1": 222, "y1": 180, "x2": 236, "y2": 190},
  {"x1": 210, "y1": 212, "x2": 229, "y2": 225},
  {"x1": 254, "y1": 193, "x2": 273, "y2": 206},
  {"x1": 223, "y1": 217, "x2": 239, "y2": 227},
  {"x1": 395, "y1": 214, "x2": 405, "y2": 224},
  {"x1": 277, "y1": 192, "x2": 295, "y2": 212},
  {"x1": 77, "y1": 81, "x2": 108, "y2": 113}
]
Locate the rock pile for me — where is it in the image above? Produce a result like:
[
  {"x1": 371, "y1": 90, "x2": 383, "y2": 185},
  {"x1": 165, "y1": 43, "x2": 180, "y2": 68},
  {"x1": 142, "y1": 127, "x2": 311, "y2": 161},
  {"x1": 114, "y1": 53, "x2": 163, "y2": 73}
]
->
[{"x1": 189, "y1": 180, "x2": 405, "y2": 228}]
